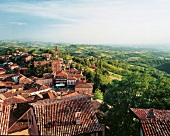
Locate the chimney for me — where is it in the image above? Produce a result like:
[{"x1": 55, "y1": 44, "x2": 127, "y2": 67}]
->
[{"x1": 147, "y1": 108, "x2": 156, "y2": 118}]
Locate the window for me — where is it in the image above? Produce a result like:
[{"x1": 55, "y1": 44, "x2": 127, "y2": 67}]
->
[{"x1": 75, "y1": 112, "x2": 81, "y2": 125}]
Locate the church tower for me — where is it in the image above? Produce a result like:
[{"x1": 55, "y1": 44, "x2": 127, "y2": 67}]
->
[
  {"x1": 55, "y1": 46, "x2": 59, "y2": 60},
  {"x1": 52, "y1": 45, "x2": 62, "y2": 75}
]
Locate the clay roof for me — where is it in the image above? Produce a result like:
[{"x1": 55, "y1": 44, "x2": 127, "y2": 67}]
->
[
  {"x1": 90, "y1": 64, "x2": 97, "y2": 69},
  {"x1": 68, "y1": 74, "x2": 84, "y2": 78},
  {"x1": 56, "y1": 70, "x2": 68, "y2": 77},
  {"x1": 0, "y1": 74, "x2": 15, "y2": 79},
  {"x1": 0, "y1": 68, "x2": 6, "y2": 73},
  {"x1": 10, "y1": 63, "x2": 18, "y2": 67},
  {"x1": 66, "y1": 68, "x2": 81, "y2": 74},
  {"x1": 22, "y1": 88, "x2": 38, "y2": 94},
  {"x1": 39, "y1": 85, "x2": 49, "y2": 90},
  {"x1": 0, "y1": 104, "x2": 11, "y2": 135},
  {"x1": 75, "y1": 82, "x2": 93, "y2": 88},
  {"x1": 69, "y1": 68, "x2": 79, "y2": 72},
  {"x1": 5, "y1": 81, "x2": 15, "y2": 84},
  {"x1": 0, "y1": 56, "x2": 5, "y2": 58},
  {"x1": 12, "y1": 84, "x2": 23, "y2": 89},
  {"x1": 0, "y1": 81, "x2": 6, "y2": 86},
  {"x1": 61, "y1": 92, "x2": 79, "y2": 99},
  {"x1": 8, "y1": 103, "x2": 33, "y2": 134},
  {"x1": 30, "y1": 95, "x2": 102, "y2": 135},
  {"x1": 4, "y1": 95, "x2": 27, "y2": 104},
  {"x1": 67, "y1": 76, "x2": 77, "y2": 80},
  {"x1": 54, "y1": 59, "x2": 62, "y2": 63},
  {"x1": 19, "y1": 68, "x2": 28, "y2": 71},
  {"x1": 131, "y1": 108, "x2": 170, "y2": 136},
  {"x1": 34, "y1": 61, "x2": 51, "y2": 67},
  {"x1": 0, "y1": 94, "x2": 6, "y2": 100},
  {"x1": 28, "y1": 76, "x2": 38, "y2": 81},
  {"x1": 47, "y1": 91, "x2": 56, "y2": 99},
  {"x1": 8, "y1": 108, "x2": 32, "y2": 134},
  {"x1": 92, "y1": 100, "x2": 102, "y2": 110},
  {"x1": 19, "y1": 74, "x2": 33, "y2": 84},
  {"x1": 2, "y1": 91, "x2": 13, "y2": 98}
]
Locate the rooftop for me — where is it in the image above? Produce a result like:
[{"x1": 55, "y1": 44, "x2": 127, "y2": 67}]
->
[
  {"x1": 30, "y1": 95, "x2": 102, "y2": 135},
  {"x1": 131, "y1": 108, "x2": 170, "y2": 136}
]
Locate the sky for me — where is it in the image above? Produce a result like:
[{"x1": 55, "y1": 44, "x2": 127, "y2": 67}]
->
[{"x1": 0, "y1": 0, "x2": 170, "y2": 45}]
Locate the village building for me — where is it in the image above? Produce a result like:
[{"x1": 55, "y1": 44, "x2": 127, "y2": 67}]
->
[
  {"x1": 52, "y1": 46, "x2": 62, "y2": 75},
  {"x1": 75, "y1": 82, "x2": 94, "y2": 95},
  {"x1": 35, "y1": 78, "x2": 53, "y2": 86},
  {"x1": 55, "y1": 70, "x2": 68, "y2": 87},
  {"x1": 34, "y1": 60, "x2": 51, "y2": 68},
  {"x1": 22, "y1": 54, "x2": 33, "y2": 62},
  {"x1": 43, "y1": 73, "x2": 54, "y2": 79},
  {"x1": 42, "y1": 53, "x2": 52, "y2": 60},
  {"x1": 19, "y1": 67, "x2": 29, "y2": 75},
  {"x1": 5, "y1": 55, "x2": 12, "y2": 60},
  {"x1": 0, "y1": 56, "x2": 5, "y2": 60},
  {"x1": 9, "y1": 63, "x2": 19, "y2": 71},
  {"x1": 90, "y1": 63, "x2": 97, "y2": 69},
  {"x1": 131, "y1": 108, "x2": 170, "y2": 136}
]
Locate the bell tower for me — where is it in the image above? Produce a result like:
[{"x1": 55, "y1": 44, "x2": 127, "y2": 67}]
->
[{"x1": 55, "y1": 46, "x2": 59, "y2": 60}]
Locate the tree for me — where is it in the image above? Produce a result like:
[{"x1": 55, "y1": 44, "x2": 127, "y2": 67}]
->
[
  {"x1": 93, "y1": 70, "x2": 102, "y2": 90},
  {"x1": 6, "y1": 49, "x2": 12, "y2": 55},
  {"x1": 100, "y1": 72, "x2": 170, "y2": 136},
  {"x1": 35, "y1": 62, "x2": 44, "y2": 77},
  {"x1": 93, "y1": 88, "x2": 103, "y2": 100}
]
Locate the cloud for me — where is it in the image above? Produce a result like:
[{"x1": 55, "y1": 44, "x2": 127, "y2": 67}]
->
[
  {"x1": 10, "y1": 21, "x2": 27, "y2": 26},
  {"x1": 0, "y1": 0, "x2": 170, "y2": 44},
  {"x1": 0, "y1": 0, "x2": 128, "y2": 22}
]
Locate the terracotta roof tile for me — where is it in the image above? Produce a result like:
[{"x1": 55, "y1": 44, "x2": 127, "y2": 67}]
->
[
  {"x1": 0, "y1": 94, "x2": 6, "y2": 100},
  {"x1": 19, "y1": 74, "x2": 33, "y2": 84},
  {"x1": 34, "y1": 61, "x2": 51, "y2": 67},
  {"x1": 0, "y1": 74, "x2": 15, "y2": 79},
  {"x1": 4, "y1": 95, "x2": 27, "y2": 104},
  {"x1": 19, "y1": 68, "x2": 28, "y2": 71},
  {"x1": 56, "y1": 70, "x2": 68, "y2": 77},
  {"x1": 12, "y1": 84, "x2": 23, "y2": 89},
  {"x1": 92, "y1": 100, "x2": 102, "y2": 110},
  {"x1": 11, "y1": 63, "x2": 18, "y2": 67},
  {"x1": 67, "y1": 76, "x2": 77, "y2": 80},
  {"x1": 2, "y1": 91, "x2": 13, "y2": 98},
  {"x1": 0, "y1": 68, "x2": 6, "y2": 74},
  {"x1": 131, "y1": 108, "x2": 170, "y2": 136},
  {"x1": 30, "y1": 95, "x2": 102, "y2": 135},
  {"x1": 0, "y1": 81, "x2": 6, "y2": 86},
  {"x1": 8, "y1": 104, "x2": 33, "y2": 134},
  {"x1": 0, "y1": 104, "x2": 11, "y2": 135},
  {"x1": 75, "y1": 82, "x2": 93, "y2": 88},
  {"x1": 61, "y1": 92, "x2": 79, "y2": 99}
]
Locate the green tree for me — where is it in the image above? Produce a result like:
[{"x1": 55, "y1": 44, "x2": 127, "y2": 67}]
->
[
  {"x1": 101, "y1": 73, "x2": 170, "y2": 136},
  {"x1": 35, "y1": 62, "x2": 44, "y2": 77},
  {"x1": 93, "y1": 88, "x2": 103, "y2": 100}
]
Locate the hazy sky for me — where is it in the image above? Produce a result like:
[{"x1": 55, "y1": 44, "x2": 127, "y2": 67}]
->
[{"x1": 0, "y1": 0, "x2": 170, "y2": 44}]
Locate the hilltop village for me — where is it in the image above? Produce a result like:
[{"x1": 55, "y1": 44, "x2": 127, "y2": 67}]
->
[
  {"x1": 0, "y1": 46, "x2": 104, "y2": 135},
  {"x1": 0, "y1": 44, "x2": 169, "y2": 136}
]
